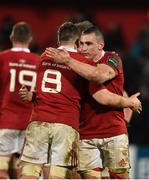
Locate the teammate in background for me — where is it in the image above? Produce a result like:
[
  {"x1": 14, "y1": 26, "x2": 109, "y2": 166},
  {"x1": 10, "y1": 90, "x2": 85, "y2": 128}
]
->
[
  {"x1": 0, "y1": 22, "x2": 40, "y2": 179},
  {"x1": 45, "y1": 26, "x2": 142, "y2": 179}
]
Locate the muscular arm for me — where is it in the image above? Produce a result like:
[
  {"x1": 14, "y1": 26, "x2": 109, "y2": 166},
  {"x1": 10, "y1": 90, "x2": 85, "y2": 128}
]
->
[
  {"x1": 66, "y1": 58, "x2": 115, "y2": 83},
  {"x1": 45, "y1": 47, "x2": 115, "y2": 83},
  {"x1": 92, "y1": 89, "x2": 142, "y2": 113}
]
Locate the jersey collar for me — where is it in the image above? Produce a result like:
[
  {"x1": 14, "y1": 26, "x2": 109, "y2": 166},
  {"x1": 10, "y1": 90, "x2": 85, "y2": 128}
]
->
[
  {"x1": 93, "y1": 50, "x2": 105, "y2": 63},
  {"x1": 58, "y1": 46, "x2": 77, "y2": 52},
  {"x1": 11, "y1": 48, "x2": 30, "y2": 53}
]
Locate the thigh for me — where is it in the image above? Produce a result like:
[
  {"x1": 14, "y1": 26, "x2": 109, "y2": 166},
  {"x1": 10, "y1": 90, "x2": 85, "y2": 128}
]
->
[
  {"x1": 0, "y1": 129, "x2": 20, "y2": 155},
  {"x1": 20, "y1": 121, "x2": 49, "y2": 164},
  {"x1": 102, "y1": 134, "x2": 130, "y2": 169},
  {"x1": 50, "y1": 123, "x2": 79, "y2": 167},
  {"x1": 78, "y1": 139, "x2": 102, "y2": 171}
]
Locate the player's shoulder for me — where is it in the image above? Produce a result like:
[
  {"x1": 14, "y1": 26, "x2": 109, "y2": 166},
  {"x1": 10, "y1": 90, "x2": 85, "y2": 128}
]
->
[
  {"x1": 40, "y1": 52, "x2": 50, "y2": 61},
  {"x1": 69, "y1": 51, "x2": 82, "y2": 58},
  {"x1": 105, "y1": 51, "x2": 120, "y2": 57},
  {"x1": 39, "y1": 52, "x2": 53, "y2": 66},
  {"x1": 0, "y1": 49, "x2": 11, "y2": 56},
  {"x1": 22, "y1": 52, "x2": 41, "y2": 65},
  {"x1": 104, "y1": 51, "x2": 122, "y2": 70},
  {"x1": 105, "y1": 51, "x2": 122, "y2": 62},
  {"x1": 27, "y1": 52, "x2": 41, "y2": 58},
  {"x1": 69, "y1": 51, "x2": 92, "y2": 64}
]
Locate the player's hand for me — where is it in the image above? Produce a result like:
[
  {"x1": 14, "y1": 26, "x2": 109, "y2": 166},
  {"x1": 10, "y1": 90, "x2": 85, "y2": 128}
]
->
[
  {"x1": 129, "y1": 92, "x2": 142, "y2": 114},
  {"x1": 45, "y1": 47, "x2": 70, "y2": 64},
  {"x1": 19, "y1": 85, "x2": 33, "y2": 102}
]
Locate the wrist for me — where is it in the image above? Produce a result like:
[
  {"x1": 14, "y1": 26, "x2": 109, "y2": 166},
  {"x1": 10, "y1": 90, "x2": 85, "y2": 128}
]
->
[
  {"x1": 65, "y1": 57, "x2": 72, "y2": 65},
  {"x1": 127, "y1": 98, "x2": 134, "y2": 109},
  {"x1": 120, "y1": 96, "x2": 131, "y2": 108},
  {"x1": 28, "y1": 91, "x2": 33, "y2": 102}
]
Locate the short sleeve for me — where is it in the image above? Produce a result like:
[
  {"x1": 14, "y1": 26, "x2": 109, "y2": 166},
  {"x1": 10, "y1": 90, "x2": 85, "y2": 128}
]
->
[
  {"x1": 89, "y1": 82, "x2": 106, "y2": 95},
  {"x1": 106, "y1": 55, "x2": 122, "y2": 73}
]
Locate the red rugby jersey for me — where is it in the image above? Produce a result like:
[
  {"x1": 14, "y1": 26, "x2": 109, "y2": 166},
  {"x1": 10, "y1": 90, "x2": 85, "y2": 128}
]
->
[
  {"x1": 31, "y1": 48, "x2": 89, "y2": 131},
  {"x1": 0, "y1": 48, "x2": 40, "y2": 129},
  {"x1": 80, "y1": 51, "x2": 127, "y2": 139}
]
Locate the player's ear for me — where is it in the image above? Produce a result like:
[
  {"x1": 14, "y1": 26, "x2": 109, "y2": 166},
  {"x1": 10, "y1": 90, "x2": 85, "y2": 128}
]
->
[
  {"x1": 9, "y1": 33, "x2": 13, "y2": 42},
  {"x1": 28, "y1": 36, "x2": 33, "y2": 44},
  {"x1": 98, "y1": 40, "x2": 104, "y2": 50},
  {"x1": 57, "y1": 40, "x2": 60, "y2": 46}
]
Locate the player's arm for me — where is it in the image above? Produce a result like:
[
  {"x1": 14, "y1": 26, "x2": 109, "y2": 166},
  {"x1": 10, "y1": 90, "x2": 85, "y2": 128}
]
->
[
  {"x1": 66, "y1": 59, "x2": 115, "y2": 84},
  {"x1": 123, "y1": 91, "x2": 133, "y2": 123},
  {"x1": 19, "y1": 85, "x2": 34, "y2": 102},
  {"x1": 45, "y1": 47, "x2": 115, "y2": 83},
  {"x1": 92, "y1": 88, "x2": 142, "y2": 113}
]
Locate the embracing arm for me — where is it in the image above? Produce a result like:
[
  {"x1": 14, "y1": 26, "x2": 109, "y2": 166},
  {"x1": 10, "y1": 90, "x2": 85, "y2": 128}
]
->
[
  {"x1": 45, "y1": 47, "x2": 115, "y2": 83},
  {"x1": 66, "y1": 58, "x2": 115, "y2": 83},
  {"x1": 92, "y1": 89, "x2": 142, "y2": 113}
]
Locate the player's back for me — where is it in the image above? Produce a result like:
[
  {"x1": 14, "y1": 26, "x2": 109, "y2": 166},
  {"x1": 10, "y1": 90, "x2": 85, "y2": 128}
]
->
[
  {"x1": 31, "y1": 50, "x2": 88, "y2": 131},
  {"x1": 0, "y1": 49, "x2": 41, "y2": 129}
]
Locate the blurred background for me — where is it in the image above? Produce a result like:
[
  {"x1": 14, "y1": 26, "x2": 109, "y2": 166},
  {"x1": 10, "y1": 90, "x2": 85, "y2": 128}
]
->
[{"x1": 0, "y1": 0, "x2": 149, "y2": 178}]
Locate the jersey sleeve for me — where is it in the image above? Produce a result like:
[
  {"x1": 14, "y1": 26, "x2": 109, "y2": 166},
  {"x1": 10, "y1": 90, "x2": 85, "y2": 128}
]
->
[
  {"x1": 69, "y1": 52, "x2": 93, "y2": 65},
  {"x1": 105, "y1": 54, "x2": 122, "y2": 75},
  {"x1": 89, "y1": 82, "x2": 106, "y2": 95}
]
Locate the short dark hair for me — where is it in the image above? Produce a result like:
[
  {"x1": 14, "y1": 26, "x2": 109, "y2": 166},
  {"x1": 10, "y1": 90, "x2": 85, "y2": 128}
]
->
[
  {"x1": 75, "y1": 20, "x2": 94, "y2": 35},
  {"x1": 58, "y1": 22, "x2": 79, "y2": 44},
  {"x1": 83, "y1": 26, "x2": 104, "y2": 41},
  {"x1": 11, "y1": 22, "x2": 32, "y2": 43}
]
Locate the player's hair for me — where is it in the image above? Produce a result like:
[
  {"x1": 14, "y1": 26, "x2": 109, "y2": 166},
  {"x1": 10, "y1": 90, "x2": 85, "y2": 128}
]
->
[
  {"x1": 82, "y1": 26, "x2": 104, "y2": 42},
  {"x1": 11, "y1": 22, "x2": 32, "y2": 43},
  {"x1": 75, "y1": 20, "x2": 94, "y2": 35},
  {"x1": 58, "y1": 22, "x2": 79, "y2": 45}
]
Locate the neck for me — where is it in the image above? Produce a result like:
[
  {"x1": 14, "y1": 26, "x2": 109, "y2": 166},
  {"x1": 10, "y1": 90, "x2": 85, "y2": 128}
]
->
[
  {"x1": 12, "y1": 42, "x2": 29, "y2": 49},
  {"x1": 93, "y1": 50, "x2": 104, "y2": 62},
  {"x1": 59, "y1": 40, "x2": 76, "y2": 49}
]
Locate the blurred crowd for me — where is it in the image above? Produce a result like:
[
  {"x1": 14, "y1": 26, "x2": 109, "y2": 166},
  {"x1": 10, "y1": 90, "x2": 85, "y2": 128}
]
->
[{"x1": 0, "y1": 13, "x2": 149, "y2": 145}]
